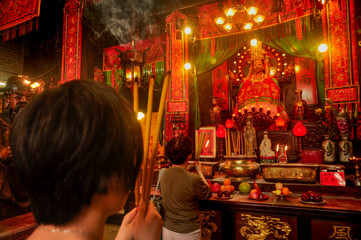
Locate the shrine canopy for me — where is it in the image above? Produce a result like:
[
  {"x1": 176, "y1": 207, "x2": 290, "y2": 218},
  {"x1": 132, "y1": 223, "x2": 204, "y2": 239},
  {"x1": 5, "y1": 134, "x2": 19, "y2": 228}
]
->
[
  {"x1": 0, "y1": 0, "x2": 103, "y2": 41},
  {"x1": 0, "y1": 0, "x2": 41, "y2": 41}
]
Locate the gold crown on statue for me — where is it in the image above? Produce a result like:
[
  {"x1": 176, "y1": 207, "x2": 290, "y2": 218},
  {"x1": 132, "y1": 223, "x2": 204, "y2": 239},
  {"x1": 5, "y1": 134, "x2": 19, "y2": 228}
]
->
[{"x1": 250, "y1": 41, "x2": 266, "y2": 62}]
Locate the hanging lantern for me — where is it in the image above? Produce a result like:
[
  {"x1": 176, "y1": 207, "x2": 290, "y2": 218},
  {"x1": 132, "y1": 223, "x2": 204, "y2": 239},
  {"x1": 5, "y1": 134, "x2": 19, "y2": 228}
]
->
[
  {"x1": 293, "y1": 121, "x2": 307, "y2": 152},
  {"x1": 244, "y1": 23, "x2": 253, "y2": 30},
  {"x1": 293, "y1": 121, "x2": 307, "y2": 136},
  {"x1": 223, "y1": 23, "x2": 233, "y2": 32},
  {"x1": 224, "y1": 7, "x2": 237, "y2": 18},
  {"x1": 275, "y1": 118, "x2": 286, "y2": 128},
  {"x1": 216, "y1": 125, "x2": 226, "y2": 138},
  {"x1": 246, "y1": 6, "x2": 258, "y2": 16},
  {"x1": 214, "y1": 17, "x2": 225, "y2": 26},
  {"x1": 225, "y1": 119, "x2": 234, "y2": 129},
  {"x1": 254, "y1": 15, "x2": 265, "y2": 24}
]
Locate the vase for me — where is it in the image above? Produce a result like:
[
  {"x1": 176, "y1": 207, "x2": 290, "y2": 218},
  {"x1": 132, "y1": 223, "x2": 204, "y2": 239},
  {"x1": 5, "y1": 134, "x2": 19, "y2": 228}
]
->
[
  {"x1": 322, "y1": 135, "x2": 336, "y2": 163},
  {"x1": 339, "y1": 134, "x2": 353, "y2": 163},
  {"x1": 293, "y1": 89, "x2": 307, "y2": 120}
]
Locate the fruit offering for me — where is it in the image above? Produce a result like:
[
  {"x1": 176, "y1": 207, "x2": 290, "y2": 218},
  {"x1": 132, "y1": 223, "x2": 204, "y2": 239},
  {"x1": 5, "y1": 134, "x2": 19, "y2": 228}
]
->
[
  {"x1": 212, "y1": 178, "x2": 235, "y2": 198},
  {"x1": 301, "y1": 191, "x2": 323, "y2": 202},
  {"x1": 248, "y1": 180, "x2": 267, "y2": 200},
  {"x1": 238, "y1": 181, "x2": 251, "y2": 193},
  {"x1": 273, "y1": 182, "x2": 291, "y2": 196}
]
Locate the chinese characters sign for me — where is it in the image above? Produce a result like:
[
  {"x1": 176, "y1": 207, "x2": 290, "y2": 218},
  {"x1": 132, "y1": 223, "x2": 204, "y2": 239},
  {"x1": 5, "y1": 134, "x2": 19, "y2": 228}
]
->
[
  {"x1": 212, "y1": 61, "x2": 229, "y2": 110},
  {"x1": 320, "y1": 172, "x2": 346, "y2": 186},
  {"x1": 295, "y1": 57, "x2": 317, "y2": 105}
]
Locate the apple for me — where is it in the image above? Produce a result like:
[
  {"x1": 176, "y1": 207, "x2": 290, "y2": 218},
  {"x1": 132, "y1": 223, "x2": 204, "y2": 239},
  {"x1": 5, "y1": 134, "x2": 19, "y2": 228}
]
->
[
  {"x1": 224, "y1": 191, "x2": 231, "y2": 198},
  {"x1": 212, "y1": 185, "x2": 220, "y2": 193},
  {"x1": 307, "y1": 191, "x2": 315, "y2": 197},
  {"x1": 301, "y1": 193, "x2": 310, "y2": 201},
  {"x1": 251, "y1": 191, "x2": 259, "y2": 199},
  {"x1": 213, "y1": 182, "x2": 221, "y2": 188},
  {"x1": 217, "y1": 190, "x2": 223, "y2": 198},
  {"x1": 314, "y1": 194, "x2": 323, "y2": 202}
]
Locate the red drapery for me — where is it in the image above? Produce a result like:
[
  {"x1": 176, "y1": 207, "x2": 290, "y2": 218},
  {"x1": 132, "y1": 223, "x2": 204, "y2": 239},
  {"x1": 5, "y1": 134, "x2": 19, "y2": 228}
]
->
[{"x1": 0, "y1": 0, "x2": 41, "y2": 41}]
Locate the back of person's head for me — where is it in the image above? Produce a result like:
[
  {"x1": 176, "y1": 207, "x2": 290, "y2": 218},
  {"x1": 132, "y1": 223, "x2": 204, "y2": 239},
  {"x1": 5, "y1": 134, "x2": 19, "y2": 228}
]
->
[
  {"x1": 10, "y1": 80, "x2": 143, "y2": 225},
  {"x1": 165, "y1": 135, "x2": 193, "y2": 165}
]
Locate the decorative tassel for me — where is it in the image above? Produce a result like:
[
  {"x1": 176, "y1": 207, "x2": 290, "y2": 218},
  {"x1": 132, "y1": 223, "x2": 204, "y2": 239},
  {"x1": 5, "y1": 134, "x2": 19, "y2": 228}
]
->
[{"x1": 19, "y1": 23, "x2": 26, "y2": 36}]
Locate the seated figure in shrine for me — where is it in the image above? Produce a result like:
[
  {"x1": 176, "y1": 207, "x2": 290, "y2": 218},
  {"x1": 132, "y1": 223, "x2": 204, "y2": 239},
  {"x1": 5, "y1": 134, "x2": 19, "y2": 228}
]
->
[{"x1": 233, "y1": 42, "x2": 288, "y2": 129}]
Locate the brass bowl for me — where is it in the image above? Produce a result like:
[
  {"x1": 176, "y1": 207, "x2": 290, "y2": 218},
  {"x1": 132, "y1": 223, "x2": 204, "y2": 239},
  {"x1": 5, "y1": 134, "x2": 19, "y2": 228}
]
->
[{"x1": 219, "y1": 156, "x2": 259, "y2": 179}]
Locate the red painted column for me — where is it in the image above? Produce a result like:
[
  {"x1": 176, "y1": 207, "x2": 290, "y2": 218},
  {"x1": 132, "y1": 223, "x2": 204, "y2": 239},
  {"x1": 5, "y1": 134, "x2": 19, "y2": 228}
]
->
[
  {"x1": 61, "y1": 0, "x2": 83, "y2": 83},
  {"x1": 165, "y1": 11, "x2": 189, "y2": 142}
]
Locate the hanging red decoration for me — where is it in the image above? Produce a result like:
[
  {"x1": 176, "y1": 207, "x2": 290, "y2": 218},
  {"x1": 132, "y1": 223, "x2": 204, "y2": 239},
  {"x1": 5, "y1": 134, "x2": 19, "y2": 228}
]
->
[
  {"x1": 275, "y1": 118, "x2": 286, "y2": 127},
  {"x1": 293, "y1": 121, "x2": 307, "y2": 136},
  {"x1": 216, "y1": 125, "x2": 226, "y2": 138},
  {"x1": 225, "y1": 119, "x2": 234, "y2": 129}
]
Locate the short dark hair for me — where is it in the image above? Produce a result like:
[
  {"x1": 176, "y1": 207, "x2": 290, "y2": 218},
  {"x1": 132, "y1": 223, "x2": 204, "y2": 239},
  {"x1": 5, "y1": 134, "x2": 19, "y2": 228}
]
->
[
  {"x1": 10, "y1": 80, "x2": 143, "y2": 225},
  {"x1": 165, "y1": 135, "x2": 193, "y2": 165}
]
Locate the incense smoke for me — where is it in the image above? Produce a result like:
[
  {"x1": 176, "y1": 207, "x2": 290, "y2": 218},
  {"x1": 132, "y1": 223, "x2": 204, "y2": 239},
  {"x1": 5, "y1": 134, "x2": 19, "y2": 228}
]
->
[{"x1": 87, "y1": 0, "x2": 180, "y2": 44}]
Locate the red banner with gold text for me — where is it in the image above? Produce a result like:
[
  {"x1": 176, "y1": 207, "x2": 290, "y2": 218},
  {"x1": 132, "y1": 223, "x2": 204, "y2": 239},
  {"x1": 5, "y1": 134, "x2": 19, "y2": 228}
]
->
[
  {"x1": 212, "y1": 61, "x2": 229, "y2": 110},
  {"x1": 295, "y1": 57, "x2": 317, "y2": 105}
]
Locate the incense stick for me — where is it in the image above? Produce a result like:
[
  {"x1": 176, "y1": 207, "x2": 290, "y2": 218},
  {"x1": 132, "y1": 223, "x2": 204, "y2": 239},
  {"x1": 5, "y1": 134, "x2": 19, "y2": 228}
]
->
[
  {"x1": 195, "y1": 132, "x2": 207, "y2": 160},
  {"x1": 140, "y1": 76, "x2": 154, "y2": 205},
  {"x1": 144, "y1": 72, "x2": 171, "y2": 205},
  {"x1": 133, "y1": 80, "x2": 140, "y2": 205}
]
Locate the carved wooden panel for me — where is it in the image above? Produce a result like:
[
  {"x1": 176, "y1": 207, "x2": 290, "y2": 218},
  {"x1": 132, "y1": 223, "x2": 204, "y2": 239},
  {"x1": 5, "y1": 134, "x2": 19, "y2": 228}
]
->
[
  {"x1": 302, "y1": 122, "x2": 323, "y2": 150},
  {"x1": 199, "y1": 210, "x2": 222, "y2": 240},
  {"x1": 235, "y1": 212, "x2": 298, "y2": 240},
  {"x1": 311, "y1": 218, "x2": 361, "y2": 240}
]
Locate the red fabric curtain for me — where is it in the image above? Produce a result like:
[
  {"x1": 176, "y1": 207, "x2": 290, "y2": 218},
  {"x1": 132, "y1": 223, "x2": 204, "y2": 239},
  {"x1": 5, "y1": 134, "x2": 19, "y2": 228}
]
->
[{"x1": 0, "y1": 0, "x2": 41, "y2": 41}]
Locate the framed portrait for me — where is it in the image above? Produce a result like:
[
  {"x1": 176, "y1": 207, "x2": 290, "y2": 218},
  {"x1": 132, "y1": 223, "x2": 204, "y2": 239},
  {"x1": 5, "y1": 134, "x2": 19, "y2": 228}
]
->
[{"x1": 196, "y1": 126, "x2": 217, "y2": 158}]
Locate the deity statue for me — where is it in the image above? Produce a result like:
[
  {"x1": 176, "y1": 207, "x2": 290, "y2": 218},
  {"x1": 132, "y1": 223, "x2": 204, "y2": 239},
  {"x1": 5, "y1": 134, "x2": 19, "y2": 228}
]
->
[
  {"x1": 293, "y1": 89, "x2": 307, "y2": 120},
  {"x1": 233, "y1": 41, "x2": 288, "y2": 128},
  {"x1": 209, "y1": 96, "x2": 221, "y2": 125},
  {"x1": 243, "y1": 116, "x2": 257, "y2": 156},
  {"x1": 0, "y1": 76, "x2": 32, "y2": 207},
  {"x1": 259, "y1": 131, "x2": 275, "y2": 163},
  {"x1": 277, "y1": 145, "x2": 288, "y2": 163}
]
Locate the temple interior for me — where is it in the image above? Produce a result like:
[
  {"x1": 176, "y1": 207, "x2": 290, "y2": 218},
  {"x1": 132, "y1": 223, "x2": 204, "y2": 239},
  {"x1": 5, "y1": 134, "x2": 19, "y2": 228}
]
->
[{"x1": 0, "y1": 0, "x2": 361, "y2": 239}]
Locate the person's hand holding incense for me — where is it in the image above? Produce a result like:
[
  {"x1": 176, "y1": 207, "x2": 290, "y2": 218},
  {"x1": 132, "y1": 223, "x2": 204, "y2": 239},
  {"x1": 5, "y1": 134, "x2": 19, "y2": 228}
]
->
[{"x1": 116, "y1": 200, "x2": 162, "y2": 240}]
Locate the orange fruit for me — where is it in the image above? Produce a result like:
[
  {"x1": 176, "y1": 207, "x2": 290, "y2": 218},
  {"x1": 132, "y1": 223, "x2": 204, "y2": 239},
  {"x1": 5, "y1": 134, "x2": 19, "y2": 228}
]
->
[
  {"x1": 220, "y1": 185, "x2": 227, "y2": 192},
  {"x1": 224, "y1": 178, "x2": 231, "y2": 185},
  {"x1": 225, "y1": 185, "x2": 233, "y2": 192},
  {"x1": 282, "y1": 187, "x2": 290, "y2": 196},
  {"x1": 230, "y1": 185, "x2": 235, "y2": 192},
  {"x1": 250, "y1": 189, "x2": 258, "y2": 195}
]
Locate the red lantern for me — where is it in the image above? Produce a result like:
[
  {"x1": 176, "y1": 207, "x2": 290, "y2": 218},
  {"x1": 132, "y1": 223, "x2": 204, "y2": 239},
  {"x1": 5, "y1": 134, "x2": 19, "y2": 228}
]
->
[
  {"x1": 216, "y1": 125, "x2": 226, "y2": 138},
  {"x1": 293, "y1": 121, "x2": 307, "y2": 136},
  {"x1": 225, "y1": 119, "x2": 233, "y2": 129},
  {"x1": 275, "y1": 118, "x2": 285, "y2": 128}
]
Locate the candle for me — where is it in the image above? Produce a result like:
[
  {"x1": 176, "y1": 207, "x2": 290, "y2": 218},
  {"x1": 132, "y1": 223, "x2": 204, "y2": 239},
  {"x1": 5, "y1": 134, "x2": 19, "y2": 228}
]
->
[
  {"x1": 141, "y1": 76, "x2": 155, "y2": 203},
  {"x1": 144, "y1": 72, "x2": 170, "y2": 204}
]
